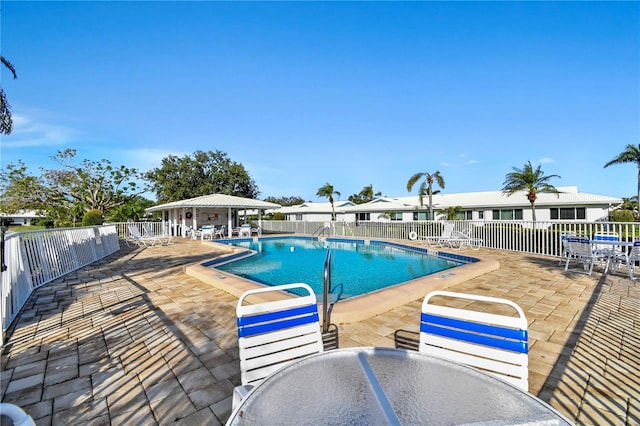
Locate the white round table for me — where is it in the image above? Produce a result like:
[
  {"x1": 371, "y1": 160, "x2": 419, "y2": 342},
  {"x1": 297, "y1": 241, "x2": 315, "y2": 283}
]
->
[{"x1": 227, "y1": 347, "x2": 573, "y2": 425}]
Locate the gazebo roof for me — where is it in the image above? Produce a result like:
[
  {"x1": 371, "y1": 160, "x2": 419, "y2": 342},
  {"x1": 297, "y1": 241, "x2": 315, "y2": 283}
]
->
[{"x1": 146, "y1": 194, "x2": 281, "y2": 212}]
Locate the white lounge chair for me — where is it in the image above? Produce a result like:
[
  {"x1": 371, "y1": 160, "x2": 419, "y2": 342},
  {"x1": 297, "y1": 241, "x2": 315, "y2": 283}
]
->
[
  {"x1": 142, "y1": 223, "x2": 173, "y2": 245},
  {"x1": 232, "y1": 283, "x2": 324, "y2": 410},
  {"x1": 125, "y1": 225, "x2": 161, "y2": 247},
  {"x1": 419, "y1": 290, "x2": 529, "y2": 391},
  {"x1": 419, "y1": 223, "x2": 455, "y2": 246}
]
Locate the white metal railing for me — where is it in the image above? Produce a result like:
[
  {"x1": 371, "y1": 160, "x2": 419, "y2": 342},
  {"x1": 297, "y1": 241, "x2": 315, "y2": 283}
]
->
[
  {"x1": 261, "y1": 220, "x2": 639, "y2": 257},
  {"x1": 1, "y1": 225, "x2": 119, "y2": 346}
]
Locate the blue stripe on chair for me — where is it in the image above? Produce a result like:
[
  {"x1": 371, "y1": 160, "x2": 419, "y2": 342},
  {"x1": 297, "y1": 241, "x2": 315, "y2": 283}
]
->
[
  {"x1": 238, "y1": 304, "x2": 318, "y2": 327},
  {"x1": 238, "y1": 312, "x2": 319, "y2": 338},
  {"x1": 593, "y1": 235, "x2": 619, "y2": 241},
  {"x1": 421, "y1": 314, "x2": 528, "y2": 353},
  {"x1": 568, "y1": 237, "x2": 590, "y2": 244}
]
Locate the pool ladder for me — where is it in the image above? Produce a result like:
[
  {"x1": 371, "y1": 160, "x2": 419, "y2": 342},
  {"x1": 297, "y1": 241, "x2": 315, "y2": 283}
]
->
[{"x1": 321, "y1": 249, "x2": 339, "y2": 350}]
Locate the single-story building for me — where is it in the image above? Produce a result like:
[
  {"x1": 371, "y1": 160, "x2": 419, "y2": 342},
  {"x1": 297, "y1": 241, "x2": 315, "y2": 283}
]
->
[
  {"x1": 145, "y1": 194, "x2": 281, "y2": 237},
  {"x1": 279, "y1": 187, "x2": 622, "y2": 223},
  {"x1": 278, "y1": 201, "x2": 356, "y2": 222},
  {"x1": 0, "y1": 210, "x2": 43, "y2": 226}
]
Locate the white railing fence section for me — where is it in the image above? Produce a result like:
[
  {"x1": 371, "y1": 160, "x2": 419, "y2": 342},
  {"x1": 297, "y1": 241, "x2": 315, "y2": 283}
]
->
[
  {"x1": 1, "y1": 225, "x2": 119, "y2": 346},
  {"x1": 261, "y1": 220, "x2": 638, "y2": 257}
]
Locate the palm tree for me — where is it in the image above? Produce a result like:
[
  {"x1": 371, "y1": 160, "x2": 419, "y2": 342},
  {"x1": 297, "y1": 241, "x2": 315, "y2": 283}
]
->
[
  {"x1": 502, "y1": 161, "x2": 561, "y2": 222},
  {"x1": 1, "y1": 56, "x2": 18, "y2": 135},
  {"x1": 407, "y1": 171, "x2": 445, "y2": 220},
  {"x1": 316, "y1": 183, "x2": 341, "y2": 220},
  {"x1": 604, "y1": 144, "x2": 640, "y2": 204}
]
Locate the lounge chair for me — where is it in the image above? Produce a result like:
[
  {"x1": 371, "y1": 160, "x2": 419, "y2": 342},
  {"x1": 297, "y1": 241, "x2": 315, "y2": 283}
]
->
[
  {"x1": 564, "y1": 237, "x2": 606, "y2": 275},
  {"x1": 125, "y1": 225, "x2": 162, "y2": 247},
  {"x1": 418, "y1": 223, "x2": 455, "y2": 246},
  {"x1": 232, "y1": 283, "x2": 324, "y2": 410},
  {"x1": 419, "y1": 290, "x2": 529, "y2": 391},
  {"x1": 142, "y1": 223, "x2": 173, "y2": 245},
  {"x1": 624, "y1": 241, "x2": 640, "y2": 279}
]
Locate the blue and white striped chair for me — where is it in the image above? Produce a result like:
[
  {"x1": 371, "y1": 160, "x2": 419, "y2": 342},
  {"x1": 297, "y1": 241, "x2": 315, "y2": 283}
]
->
[
  {"x1": 419, "y1": 291, "x2": 529, "y2": 391},
  {"x1": 232, "y1": 283, "x2": 324, "y2": 409}
]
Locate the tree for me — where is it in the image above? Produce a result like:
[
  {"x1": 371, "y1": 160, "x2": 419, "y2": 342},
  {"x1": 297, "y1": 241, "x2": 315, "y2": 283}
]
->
[
  {"x1": 263, "y1": 195, "x2": 305, "y2": 207},
  {"x1": 0, "y1": 160, "x2": 48, "y2": 213},
  {"x1": 1, "y1": 150, "x2": 148, "y2": 226},
  {"x1": 46, "y1": 149, "x2": 148, "y2": 213},
  {"x1": 106, "y1": 196, "x2": 155, "y2": 222},
  {"x1": 316, "y1": 183, "x2": 340, "y2": 220},
  {"x1": 502, "y1": 161, "x2": 561, "y2": 222},
  {"x1": 146, "y1": 150, "x2": 259, "y2": 203},
  {"x1": 407, "y1": 170, "x2": 445, "y2": 220},
  {"x1": 1, "y1": 56, "x2": 17, "y2": 135},
  {"x1": 604, "y1": 144, "x2": 640, "y2": 204},
  {"x1": 438, "y1": 206, "x2": 462, "y2": 220},
  {"x1": 348, "y1": 184, "x2": 382, "y2": 204}
]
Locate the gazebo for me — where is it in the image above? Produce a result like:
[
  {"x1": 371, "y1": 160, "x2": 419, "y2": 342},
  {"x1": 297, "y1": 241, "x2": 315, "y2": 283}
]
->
[{"x1": 145, "y1": 194, "x2": 281, "y2": 238}]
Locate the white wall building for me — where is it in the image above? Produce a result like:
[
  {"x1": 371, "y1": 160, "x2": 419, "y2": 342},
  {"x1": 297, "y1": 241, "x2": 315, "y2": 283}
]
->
[{"x1": 279, "y1": 187, "x2": 622, "y2": 223}]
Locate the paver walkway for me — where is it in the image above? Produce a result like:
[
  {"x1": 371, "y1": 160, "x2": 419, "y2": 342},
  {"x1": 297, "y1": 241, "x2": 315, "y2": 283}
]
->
[{"x1": 1, "y1": 238, "x2": 638, "y2": 425}]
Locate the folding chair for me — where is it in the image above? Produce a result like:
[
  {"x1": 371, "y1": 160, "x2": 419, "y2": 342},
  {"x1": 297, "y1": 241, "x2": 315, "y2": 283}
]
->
[
  {"x1": 419, "y1": 290, "x2": 529, "y2": 391},
  {"x1": 564, "y1": 237, "x2": 606, "y2": 275},
  {"x1": 233, "y1": 283, "x2": 324, "y2": 409}
]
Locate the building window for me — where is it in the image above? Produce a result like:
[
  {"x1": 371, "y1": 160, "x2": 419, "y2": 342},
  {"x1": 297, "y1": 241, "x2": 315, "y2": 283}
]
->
[
  {"x1": 389, "y1": 211, "x2": 403, "y2": 221},
  {"x1": 295, "y1": 214, "x2": 302, "y2": 221},
  {"x1": 478, "y1": 211, "x2": 484, "y2": 219},
  {"x1": 492, "y1": 209, "x2": 523, "y2": 220},
  {"x1": 550, "y1": 207, "x2": 586, "y2": 220},
  {"x1": 356, "y1": 212, "x2": 370, "y2": 221},
  {"x1": 413, "y1": 212, "x2": 429, "y2": 221},
  {"x1": 454, "y1": 210, "x2": 473, "y2": 220}
]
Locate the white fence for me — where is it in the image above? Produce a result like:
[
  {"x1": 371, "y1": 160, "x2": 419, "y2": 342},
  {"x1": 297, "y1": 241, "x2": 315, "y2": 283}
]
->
[
  {"x1": 262, "y1": 220, "x2": 639, "y2": 257},
  {"x1": 1, "y1": 225, "x2": 120, "y2": 346}
]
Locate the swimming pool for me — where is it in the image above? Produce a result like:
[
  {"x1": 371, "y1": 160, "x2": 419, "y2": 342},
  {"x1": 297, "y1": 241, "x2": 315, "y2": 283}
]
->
[{"x1": 208, "y1": 237, "x2": 473, "y2": 300}]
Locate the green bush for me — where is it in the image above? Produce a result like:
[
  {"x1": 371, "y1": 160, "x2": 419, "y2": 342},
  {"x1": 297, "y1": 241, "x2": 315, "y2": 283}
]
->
[
  {"x1": 82, "y1": 210, "x2": 103, "y2": 226},
  {"x1": 35, "y1": 218, "x2": 55, "y2": 228},
  {"x1": 611, "y1": 209, "x2": 635, "y2": 222}
]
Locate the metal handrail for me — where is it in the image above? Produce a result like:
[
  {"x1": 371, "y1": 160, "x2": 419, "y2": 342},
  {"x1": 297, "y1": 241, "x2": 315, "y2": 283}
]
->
[{"x1": 322, "y1": 248, "x2": 331, "y2": 333}]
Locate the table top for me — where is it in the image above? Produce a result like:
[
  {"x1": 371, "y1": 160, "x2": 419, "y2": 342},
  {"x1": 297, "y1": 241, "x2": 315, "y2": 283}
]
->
[{"x1": 227, "y1": 347, "x2": 573, "y2": 425}]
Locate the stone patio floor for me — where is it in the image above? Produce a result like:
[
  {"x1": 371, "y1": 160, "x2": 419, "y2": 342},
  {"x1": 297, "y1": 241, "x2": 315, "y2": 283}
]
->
[{"x1": 1, "y1": 237, "x2": 638, "y2": 425}]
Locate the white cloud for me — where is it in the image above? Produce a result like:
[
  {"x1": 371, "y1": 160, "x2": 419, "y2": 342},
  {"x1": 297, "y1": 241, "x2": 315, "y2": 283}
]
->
[
  {"x1": 538, "y1": 157, "x2": 555, "y2": 164},
  {"x1": 3, "y1": 112, "x2": 80, "y2": 148}
]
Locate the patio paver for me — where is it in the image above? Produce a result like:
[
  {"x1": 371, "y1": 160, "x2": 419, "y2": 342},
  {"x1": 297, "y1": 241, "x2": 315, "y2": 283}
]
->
[{"x1": 1, "y1": 238, "x2": 638, "y2": 425}]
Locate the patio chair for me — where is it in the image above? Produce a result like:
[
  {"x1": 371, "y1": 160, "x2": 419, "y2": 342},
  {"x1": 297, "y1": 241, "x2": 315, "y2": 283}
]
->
[
  {"x1": 419, "y1": 290, "x2": 529, "y2": 391},
  {"x1": 564, "y1": 237, "x2": 607, "y2": 275},
  {"x1": 592, "y1": 232, "x2": 622, "y2": 257},
  {"x1": 0, "y1": 403, "x2": 36, "y2": 426},
  {"x1": 142, "y1": 223, "x2": 173, "y2": 245},
  {"x1": 239, "y1": 224, "x2": 252, "y2": 237},
  {"x1": 558, "y1": 233, "x2": 578, "y2": 265},
  {"x1": 625, "y1": 241, "x2": 640, "y2": 279},
  {"x1": 214, "y1": 225, "x2": 227, "y2": 239},
  {"x1": 233, "y1": 283, "x2": 324, "y2": 410},
  {"x1": 200, "y1": 225, "x2": 215, "y2": 241},
  {"x1": 125, "y1": 225, "x2": 161, "y2": 247}
]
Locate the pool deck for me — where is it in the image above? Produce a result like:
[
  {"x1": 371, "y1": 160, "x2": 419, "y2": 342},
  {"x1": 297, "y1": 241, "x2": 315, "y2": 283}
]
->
[{"x1": 1, "y1": 237, "x2": 638, "y2": 425}]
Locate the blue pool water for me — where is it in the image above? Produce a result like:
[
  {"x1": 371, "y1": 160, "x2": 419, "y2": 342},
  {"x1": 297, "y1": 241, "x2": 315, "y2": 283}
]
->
[{"x1": 210, "y1": 237, "x2": 471, "y2": 300}]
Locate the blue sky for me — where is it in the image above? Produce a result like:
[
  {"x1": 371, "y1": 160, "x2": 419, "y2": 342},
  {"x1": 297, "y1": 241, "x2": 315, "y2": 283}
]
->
[{"x1": 1, "y1": 1, "x2": 638, "y2": 202}]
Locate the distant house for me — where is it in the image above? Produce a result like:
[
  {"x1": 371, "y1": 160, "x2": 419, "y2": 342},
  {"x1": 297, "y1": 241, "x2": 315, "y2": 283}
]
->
[
  {"x1": 0, "y1": 210, "x2": 43, "y2": 226},
  {"x1": 279, "y1": 201, "x2": 356, "y2": 222},
  {"x1": 278, "y1": 187, "x2": 621, "y2": 223}
]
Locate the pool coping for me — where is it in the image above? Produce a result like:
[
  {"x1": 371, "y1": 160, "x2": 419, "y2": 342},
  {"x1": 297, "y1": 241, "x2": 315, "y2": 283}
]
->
[{"x1": 184, "y1": 236, "x2": 500, "y2": 324}]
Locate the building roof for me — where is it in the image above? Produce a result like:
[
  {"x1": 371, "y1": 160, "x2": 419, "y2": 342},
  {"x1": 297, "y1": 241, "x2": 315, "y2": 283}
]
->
[
  {"x1": 279, "y1": 200, "x2": 355, "y2": 214},
  {"x1": 146, "y1": 194, "x2": 281, "y2": 212},
  {"x1": 337, "y1": 187, "x2": 622, "y2": 212}
]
